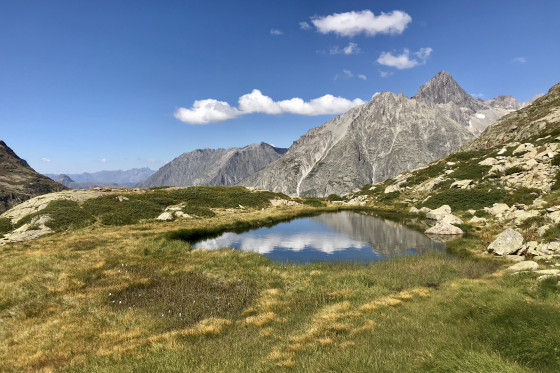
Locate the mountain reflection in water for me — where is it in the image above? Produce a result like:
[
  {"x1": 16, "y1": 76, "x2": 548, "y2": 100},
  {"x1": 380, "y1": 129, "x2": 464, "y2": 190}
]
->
[{"x1": 192, "y1": 211, "x2": 446, "y2": 263}]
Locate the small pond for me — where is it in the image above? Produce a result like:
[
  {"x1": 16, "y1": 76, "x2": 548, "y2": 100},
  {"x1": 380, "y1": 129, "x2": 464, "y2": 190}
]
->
[{"x1": 192, "y1": 211, "x2": 447, "y2": 264}]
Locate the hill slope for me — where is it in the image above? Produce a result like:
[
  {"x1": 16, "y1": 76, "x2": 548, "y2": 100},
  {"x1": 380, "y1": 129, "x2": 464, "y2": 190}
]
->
[{"x1": 0, "y1": 141, "x2": 67, "y2": 213}]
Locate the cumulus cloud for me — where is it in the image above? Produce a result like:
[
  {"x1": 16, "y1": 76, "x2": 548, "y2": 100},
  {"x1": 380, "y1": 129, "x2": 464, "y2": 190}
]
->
[
  {"x1": 41, "y1": 157, "x2": 51, "y2": 163},
  {"x1": 358, "y1": 74, "x2": 367, "y2": 80},
  {"x1": 175, "y1": 90, "x2": 366, "y2": 124},
  {"x1": 299, "y1": 21, "x2": 311, "y2": 30},
  {"x1": 311, "y1": 10, "x2": 411, "y2": 37},
  {"x1": 329, "y1": 42, "x2": 360, "y2": 55},
  {"x1": 239, "y1": 89, "x2": 365, "y2": 116},
  {"x1": 377, "y1": 47, "x2": 432, "y2": 69},
  {"x1": 174, "y1": 99, "x2": 242, "y2": 125},
  {"x1": 512, "y1": 56, "x2": 526, "y2": 64},
  {"x1": 270, "y1": 29, "x2": 284, "y2": 35}
]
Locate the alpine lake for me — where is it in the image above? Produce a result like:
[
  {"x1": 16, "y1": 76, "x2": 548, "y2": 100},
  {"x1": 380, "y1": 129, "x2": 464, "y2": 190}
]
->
[{"x1": 191, "y1": 210, "x2": 450, "y2": 264}]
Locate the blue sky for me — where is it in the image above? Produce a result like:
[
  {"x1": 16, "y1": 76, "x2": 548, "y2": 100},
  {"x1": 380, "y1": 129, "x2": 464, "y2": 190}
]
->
[{"x1": 1, "y1": 0, "x2": 559, "y2": 174}]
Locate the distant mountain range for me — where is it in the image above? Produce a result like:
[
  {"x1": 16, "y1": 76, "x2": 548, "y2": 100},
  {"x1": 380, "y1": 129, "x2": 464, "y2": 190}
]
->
[
  {"x1": 46, "y1": 167, "x2": 156, "y2": 189},
  {"x1": 0, "y1": 141, "x2": 67, "y2": 212},
  {"x1": 137, "y1": 143, "x2": 287, "y2": 188}
]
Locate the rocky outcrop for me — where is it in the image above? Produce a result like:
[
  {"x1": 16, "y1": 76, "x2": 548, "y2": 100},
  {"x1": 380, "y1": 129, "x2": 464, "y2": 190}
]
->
[
  {"x1": 138, "y1": 143, "x2": 287, "y2": 188},
  {"x1": 0, "y1": 140, "x2": 68, "y2": 213},
  {"x1": 460, "y1": 82, "x2": 560, "y2": 152}
]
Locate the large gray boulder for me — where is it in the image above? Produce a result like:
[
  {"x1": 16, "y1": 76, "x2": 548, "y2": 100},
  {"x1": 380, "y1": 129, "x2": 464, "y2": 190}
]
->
[
  {"x1": 425, "y1": 223, "x2": 463, "y2": 235},
  {"x1": 426, "y1": 205, "x2": 452, "y2": 221},
  {"x1": 487, "y1": 229, "x2": 524, "y2": 256}
]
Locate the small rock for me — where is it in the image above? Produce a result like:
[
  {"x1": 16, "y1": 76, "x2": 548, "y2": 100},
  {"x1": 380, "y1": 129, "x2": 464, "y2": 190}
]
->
[
  {"x1": 419, "y1": 207, "x2": 431, "y2": 214},
  {"x1": 506, "y1": 261, "x2": 538, "y2": 272},
  {"x1": 450, "y1": 180, "x2": 473, "y2": 189},
  {"x1": 548, "y1": 211, "x2": 560, "y2": 224},
  {"x1": 467, "y1": 209, "x2": 476, "y2": 216},
  {"x1": 117, "y1": 195, "x2": 129, "y2": 202},
  {"x1": 513, "y1": 143, "x2": 534, "y2": 155},
  {"x1": 469, "y1": 216, "x2": 487, "y2": 224},
  {"x1": 156, "y1": 212, "x2": 174, "y2": 221},
  {"x1": 535, "y1": 269, "x2": 560, "y2": 275},
  {"x1": 497, "y1": 148, "x2": 507, "y2": 155},
  {"x1": 537, "y1": 225, "x2": 551, "y2": 237},
  {"x1": 409, "y1": 207, "x2": 420, "y2": 214},
  {"x1": 424, "y1": 223, "x2": 463, "y2": 235},
  {"x1": 384, "y1": 184, "x2": 401, "y2": 194},
  {"x1": 487, "y1": 229, "x2": 524, "y2": 256},
  {"x1": 485, "y1": 203, "x2": 510, "y2": 217}
]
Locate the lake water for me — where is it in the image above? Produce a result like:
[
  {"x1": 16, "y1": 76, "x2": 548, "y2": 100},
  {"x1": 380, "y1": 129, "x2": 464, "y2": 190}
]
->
[{"x1": 192, "y1": 211, "x2": 447, "y2": 264}]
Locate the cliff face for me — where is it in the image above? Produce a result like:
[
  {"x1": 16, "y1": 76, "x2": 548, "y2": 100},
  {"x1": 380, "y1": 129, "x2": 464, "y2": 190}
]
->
[
  {"x1": 0, "y1": 141, "x2": 67, "y2": 213},
  {"x1": 137, "y1": 142, "x2": 287, "y2": 188}
]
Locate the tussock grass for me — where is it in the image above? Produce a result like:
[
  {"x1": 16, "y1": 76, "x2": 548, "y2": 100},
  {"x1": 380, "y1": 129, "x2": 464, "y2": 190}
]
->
[{"x1": 1, "y1": 201, "x2": 558, "y2": 372}]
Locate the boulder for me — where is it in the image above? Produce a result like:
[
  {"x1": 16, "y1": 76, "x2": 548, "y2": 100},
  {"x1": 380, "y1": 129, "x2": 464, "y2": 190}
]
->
[
  {"x1": 487, "y1": 229, "x2": 524, "y2": 256},
  {"x1": 419, "y1": 207, "x2": 431, "y2": 214},
  {"x1": 505, "y1": 255, "x2": 525, "y2": 262},
  {"x1": 440, "y1": 214, "x2": 464, "y2": 225},
  {"x1": 506, "y1": 261, "x2": 538, "y2": 272},
  {"x1": 426, "y1": 205, "x2": 452, "y2": 221},
  {"x1": 156, "y1": 212, "x2": 174, "y2": 221},
  {"x1": 512, "y1": 143, "x2": 534, "y2": 155},
  {"x1": 548, "y1": 211, "x2": 560, "y2": 224},
  {"x1": 384, "y1": 184, "x2": 401, "y2": 194},
  {"x1": 424, "y1": 223, "x2": 463, "y2": 235},
  {"x1": 409, "y1": 207, "x2": 420, "y2": 214},
  {"x1": 469, "y1": 216, "x2": 487, "y2": 224}
]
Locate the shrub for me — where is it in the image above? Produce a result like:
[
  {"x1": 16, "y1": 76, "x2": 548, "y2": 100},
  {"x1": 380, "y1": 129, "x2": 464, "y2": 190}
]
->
[
  {"x1": 0, "y1": 217, "x2": 12, "y2": 235},
  {"x1": 446, "y1": 149, "x2": 492, "y2": 163},
  {"x1": 504, "y1": 187, "x2": 540, "y2": 206},
  {"x1": 422, "y1": 188, "x2": 508, "y2": 211},
  {"x1": 327, "y1": 194, "x2": 343, "y2": 201},
  {"x1": 303, "y1": 198, "x2": 326, "y2": 207},
  {"x1": 504, "y1": 166, "x2": 525, "y2": 176},
  {"x1": 552, "y1": 153, "x2": 560, "y2": 166},
  {"x1": 377, "y1": 191, "x2": 401, "y2": 203},
  {"x1": 449, "y1": 164, "x2": 491, "y2": 180},
  {"x1": 403, "y1": 163, "x2": 446, "y2": 186}
]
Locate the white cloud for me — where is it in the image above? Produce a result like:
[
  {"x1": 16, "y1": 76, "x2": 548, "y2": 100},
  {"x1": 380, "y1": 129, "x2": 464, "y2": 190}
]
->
[
  {"x1": 358, "y1": 74, "x2": 367, "y2": 80},
  {"x1": 270, "y1": 29, "x2": 284, "y2": 35},
  {"x1": 512, "y1": 56, "x2": 526, "y2": 64},
  {"x1": 101, "y1": 158, "x2": 107, "y2": 163},
  {"x1": 379, "y1": 70, "x2": 394, "y2": 78},
  {"x1": 174, "y1": 99, "x2": 242, "y2": 125},
  {"x1": 311, "y1": 10, "x2": 411, "y2": 37},
  {"x1": 41, "y1": 157, "x2": 51, "y2": 163},
  {"x1": 299, "y1": 21, "x2": 311, "y2": 30},
  {"x1": 239, "y1": 89, "x2": 365, "y2": 116},
  {"x1": 175, "y1": 91, "x2": 365, "y2": 124},
  {"x1": 239, "y1": 90, "x2": 283, "y2": 114},
  {"x1": 329, "y1": 42, "x2": 360, "y2": 55},
  {"x1": 377, "y1": 47, "x2": 432, "y2": 69},
  {"x1": 343, "y1": 69, "x2": 353, "y2": 78}
]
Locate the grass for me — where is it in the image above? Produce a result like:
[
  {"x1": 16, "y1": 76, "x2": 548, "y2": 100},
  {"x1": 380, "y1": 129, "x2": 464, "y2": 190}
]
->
[
  {"x1": 402, "y1": 162, "x2": 446, "y2": 186},
  {"x1": 1, "y1": 187, "x2": 559, "y2": 372},
  {"x1": 0, "y1": 217, "x2": 12, "y2": 235},
  {"x1": 448, "y1": 164, "x2": 491, "y2": 180}
]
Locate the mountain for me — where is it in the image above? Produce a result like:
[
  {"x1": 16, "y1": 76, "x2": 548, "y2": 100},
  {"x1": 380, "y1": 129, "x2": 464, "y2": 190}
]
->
[
  {"x1": 412, "y1": 71, "x2": 521, "y2": 136},
  {"x1": 0, "y1": 140, "x2": 67, "y2": 213},
  {"x1": 461, "y1": 82, "x2": 560, "y2": 151},
  {"x1": 137, "y1": 142, "x2": 288, "y2": 188},
  {"x1": 239, "y1": 72, "x2": 518, "y2": 197},
  {"x1": 46, "y1": 167, "x2": 156, "y2": 188}
]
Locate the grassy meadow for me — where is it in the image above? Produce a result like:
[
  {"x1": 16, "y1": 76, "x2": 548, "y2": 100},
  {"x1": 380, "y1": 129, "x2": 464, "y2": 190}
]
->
[{"x1": 1, "y1": 195, "x2": 559, "y2": 372}]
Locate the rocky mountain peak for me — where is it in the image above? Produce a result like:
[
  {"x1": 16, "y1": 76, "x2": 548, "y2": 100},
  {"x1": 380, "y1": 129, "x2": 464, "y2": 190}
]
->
[
  {"x1": 55, "y1": 174, "x2": 75, "y2": 186},
  {"x1": 0, "y1": 140, "x2": 30, "y2": 169},
  {"x1": 412, "y1": 71, "x2": 475, "y2": 108}
]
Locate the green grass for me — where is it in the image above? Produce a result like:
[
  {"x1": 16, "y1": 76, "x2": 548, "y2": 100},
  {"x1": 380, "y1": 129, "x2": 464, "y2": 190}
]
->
[
  {"x1": 16, "y1": 200, "x2": 95, "y2": 231},
  {"x1": 541, "y1": 223, "x2": 560, "y2": 242},
  {"x1": 504, "y1": 165, "x2": 525, "y2": 175},
  {"x1": 377, "y1": 191, "x2": 401, "y2": 203},
  {"x1": 402, "y1": 162, "x2": 446, "y2": 186},
  {"x1": 504, "y1": 187, "x2": 540, "y2": 206},
  {"x1": 302, "y1": 198, "x2": 326, "y2": 207},
  {"x1": 327, "y1": 194, "x2": 343, "y2": 201}
]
